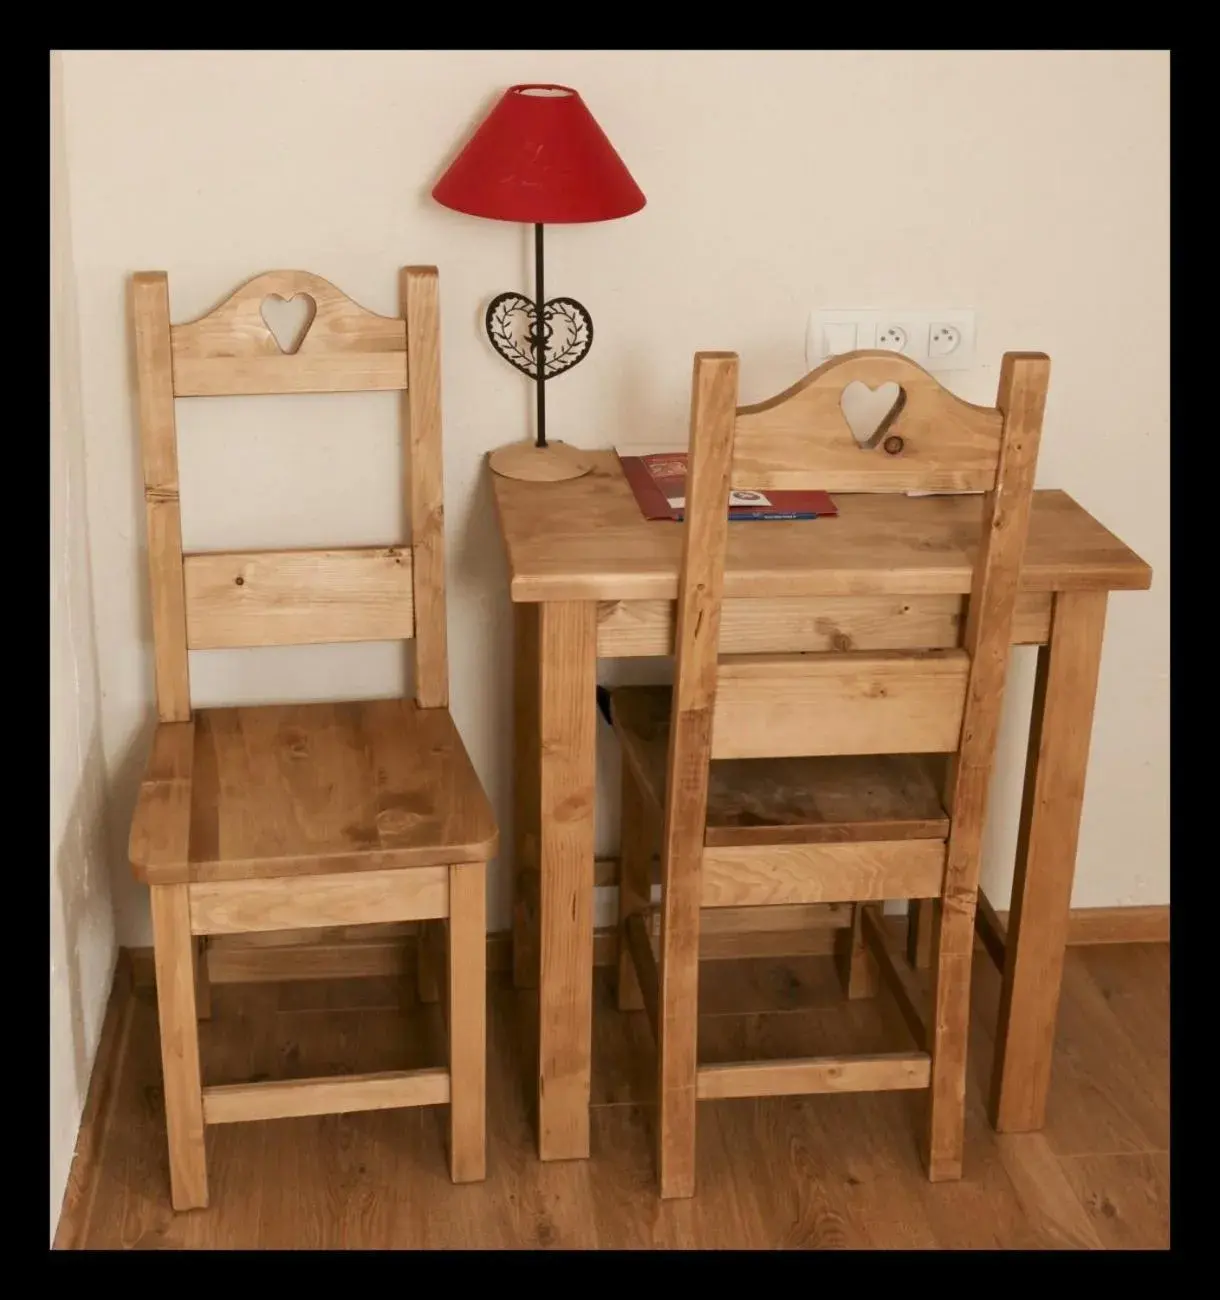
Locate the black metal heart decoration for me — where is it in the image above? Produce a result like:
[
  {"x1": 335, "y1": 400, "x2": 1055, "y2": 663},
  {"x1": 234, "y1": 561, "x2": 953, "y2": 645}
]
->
[{"x1": 485, "y1": 292, "x2": 594, "y2": 380}]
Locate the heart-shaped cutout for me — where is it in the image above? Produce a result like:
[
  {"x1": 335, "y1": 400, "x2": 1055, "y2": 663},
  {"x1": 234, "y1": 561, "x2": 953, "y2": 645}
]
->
[
  {"x1": 485, "y1": 293, "x2": 594, "y2": 379},
  {"x1": 260, "y1": 293, "x2": 316, "y2": 355},
  {"x1": 840, "y1": 380, "x2": 905, "y2": 449}
]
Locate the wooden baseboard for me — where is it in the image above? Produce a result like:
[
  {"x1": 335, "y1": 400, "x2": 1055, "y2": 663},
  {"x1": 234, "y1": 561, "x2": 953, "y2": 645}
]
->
[
  {"x1": 995, "y1": 904, "x2": 1170, "y2": 949},
  {"x1": 1068, "y1": 905, "x2": 1169, "y2": 945},
  {"x1": 126, "y1": 901, "x2": 1167, "y2": 991},
  {"x1": 52, "y1": 952, "x2": 137, "y2": 1250}
]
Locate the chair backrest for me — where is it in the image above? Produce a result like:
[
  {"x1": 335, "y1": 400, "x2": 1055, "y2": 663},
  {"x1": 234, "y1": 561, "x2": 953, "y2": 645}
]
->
[
  {"x1": 662, "y1": 346, "x2": 1049, "y2": 839},
  {"x1": 131, "y1": 267, "x2": 448, "y2": 723},
  {"x1": 730, "y1": 350, "x2": 1008, "y2": 493}
]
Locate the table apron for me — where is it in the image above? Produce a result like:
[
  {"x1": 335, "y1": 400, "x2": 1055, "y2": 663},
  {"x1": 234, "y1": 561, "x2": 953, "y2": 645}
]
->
[{"x1": 595, "y1": 591, "x2": 1053, "y2": 658}]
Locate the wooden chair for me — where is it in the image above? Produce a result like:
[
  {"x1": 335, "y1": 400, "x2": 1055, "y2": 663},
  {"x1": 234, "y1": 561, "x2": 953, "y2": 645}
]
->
[
  {"x1": 127, "y1": 268, "x2": 497, "y2": 1211},
  {"x1": 611, "y1": 348, "x2": 1049, "y2": 1198}
]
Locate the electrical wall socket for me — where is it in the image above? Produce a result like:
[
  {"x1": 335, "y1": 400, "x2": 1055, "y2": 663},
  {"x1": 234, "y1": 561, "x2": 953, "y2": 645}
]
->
[{"x1": 806, "y1": 309, "x2": 977, "y2": 372}]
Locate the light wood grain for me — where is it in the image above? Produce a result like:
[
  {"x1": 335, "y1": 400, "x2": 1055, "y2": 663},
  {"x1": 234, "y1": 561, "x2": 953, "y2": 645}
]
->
[
  {"x1": 129, "y1": 721, "x2": 195, "y2": 885},
  {"x1": 975, "y1": 889, "x2": 1009, "y2": 969},
  {"x1": 512, "y1": 603, "x2": 541, "y2": 988},
  {"x1": 201, "y1": 1069, "x2": 450, "y2": 1124},
  {"x1": 992, "y1": 589, "x2": 1109, "y2": 1134},
  {"x1": 63, "y1": 943, "x2": 1169, "y2": 1250},
  {"x1": 908, "y1": 897, "x2": 938, "y2": 969},
  {"x1": 656, "y1": 353, "x2": 740, "y2": 1198},
  {"x1": 181, "y1": 923, "x2": 842, "y2": 987},
  {"x1": 132, "y1": 267, "x2": 456, "y2": 714},
  {"x1": 171, "y1": 268, "x2": 407, "y2": 355},
  {"x1": 613, "y1": 687, "x2": 951, "y2": 849},
  {"x1": 447, "y1": 862, "x2": 486, "y2": 1183},
  {"x1": 597, "y1": 590, "x2": 1053, "y2": 657},
  {"x1": 493, "y1": 345, "x2": 1151, "y2": 1204},
  {"x1": 206, "y1": 934, "x2": 413, "y2": 984},
  {"x1": 600, "y1": 350, "x2": 1054, "y2": 1198},
  {"x1": 1062, "y1": 905, "x2": 1170, "y2": 947},
  {"x1": 489, "y1": 439, "x2": 595, "y2": 481},
  {"x1": 172, "y1": 353, "x2": 409, "y2": 397},
  {"x1": 623, "y1": 912, "x2": 660, "y2": 1043},
  {"x1": 182, "y1": 898, "x2": 1161, "y2": 988},
  {"x1": 185, "y1": 699, "x2": 497, "y2": 882},
  {"x1": 836, "y1": 903, "x2": 880, "y2": 999},
  {"x1": 149, "y1": 885, "x2": 207, "y2": 1210},
  {"x1": 131, "y1": 272, "x2": 191, "y2": 722},
  {"x1": 188, "y1": 916, "x2": 843, "y2": 987},
  {"x1": 492, "y1": 452, "x2": 1152, "y2": 604},
  {"x1": 537, "y1": 600, "x2": 598, "y2": 1162},
  {"x1": 603, "y1": 350, "x2": 1046, "y2": 1199},
  {"x1": 926, "y1": 352, "x2": 1050, "y2": 1182},
  {"x1": 170, "y1": 269, "x2": 407, "y2": 397},
  {"x1": 188, "y1": 866, "x2": 449, "y2": 936},
  {"x1": 617, "y1": 757, "x2": 654, "y2": 1012},
  {"x1": 403, "y1": 266, "x2": 450, "y2": 708},
  {"x1": 993, "y1": 1133, "x2": 1106, "y2": 1249},
  {"x1": 207, "y1": 922, "x2": 416, "y2": 950},
  {"x1": 704, "y1": 903, "x2": 851, "y2": 933},
  {"x1": 194, "y1": 937, "x2": 212, "y2": 1021},
  {"x1": 731, "y1": 350, "x2": 1002, "y2": 493},
  {"x1": 981, "y1": 902, "x2": 1174, "y2": 956},
  {"x1": 416, "y1": 919, "x2": 444, "y2": 1005},
  {"x1": 1022, "y1": 943, "x2": 1169, "y2": 1158},
  {"x1": 711, "y1": 649, "x2": 969, "y2": 759},
  {"x1": 697, "y1": 1052, "x2": 932, "y2": 1100},
  {"x1": 182, "y1": 546, "x2": 415, "y2": 649},
  {"x1": 860, "y1": 903, "x2": 930, "y2": 1051},
  {"x1": 1056, "y1": 1152, "x2": 1170, "y2": 1251},
  {"x1": 126, "y1": 266, "x2": 499, "y2": 1213},
  {"x1": 701, "y1": 841, "x2": 946, "y2": 908},
  {"x1": 187, "y1": 925, "x2": 832, "y2": 987}
]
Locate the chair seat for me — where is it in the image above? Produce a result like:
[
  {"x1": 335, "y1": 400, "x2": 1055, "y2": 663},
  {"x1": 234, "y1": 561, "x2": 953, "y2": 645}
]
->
[
  {"x1": 130, "y1": 697, "x2": 498, "y2": 884},
  {"x1": 610, "y1": 686, "x2": 949, "y2": 848}
]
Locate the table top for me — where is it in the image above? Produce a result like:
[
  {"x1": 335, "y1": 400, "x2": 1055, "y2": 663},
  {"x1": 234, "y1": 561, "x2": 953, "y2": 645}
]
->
[{"x1": 492, "y1": 452, "x2": 1153, "y2": 603}]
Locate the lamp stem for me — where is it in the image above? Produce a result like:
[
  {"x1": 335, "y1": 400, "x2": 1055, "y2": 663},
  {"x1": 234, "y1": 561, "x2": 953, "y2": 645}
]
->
[{"x1": 534, "y1": 221, "x2": 546, "y2": 449}]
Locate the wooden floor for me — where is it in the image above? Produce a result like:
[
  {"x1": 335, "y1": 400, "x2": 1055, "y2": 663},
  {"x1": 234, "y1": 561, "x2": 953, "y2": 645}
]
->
[{"x1": 64, "y1": 940, "x2": 1169, "y2": 1249}]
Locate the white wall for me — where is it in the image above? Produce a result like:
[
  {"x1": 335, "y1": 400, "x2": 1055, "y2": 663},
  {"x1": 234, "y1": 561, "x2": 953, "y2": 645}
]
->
[
  {"x1": 57, "y1": 50, "x2": 1169, "y2": 947},
  {"x1": 50, "y1": 51, "x2": 118, "y2": 1241}
]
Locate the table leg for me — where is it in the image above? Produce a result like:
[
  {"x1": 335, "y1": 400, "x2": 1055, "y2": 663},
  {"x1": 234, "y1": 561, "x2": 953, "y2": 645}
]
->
[
  {"x1": 512, "y1": 603, "x2": 541, "y2": 989},
  {"x1": 989, "y1": 589, "x2": 1108, "y2": 1132},
  {"x1": 536, "y1": 600, "x2": 597, "y2": 1160},
  {"x1": 907, "y1": 898, "x2": 937, "y2": 969}
]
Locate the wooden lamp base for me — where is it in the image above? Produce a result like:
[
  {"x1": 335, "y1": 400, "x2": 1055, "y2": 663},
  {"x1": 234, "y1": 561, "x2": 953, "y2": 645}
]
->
[{"x1": 488, "y1": 440, "x2": 594, "y2": 482}]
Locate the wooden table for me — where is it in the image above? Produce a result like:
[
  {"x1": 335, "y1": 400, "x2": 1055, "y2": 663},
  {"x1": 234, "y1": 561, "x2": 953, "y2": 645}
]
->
[{"x1": 492, "y1": 451, "x2": 1153, "y2": 1162}]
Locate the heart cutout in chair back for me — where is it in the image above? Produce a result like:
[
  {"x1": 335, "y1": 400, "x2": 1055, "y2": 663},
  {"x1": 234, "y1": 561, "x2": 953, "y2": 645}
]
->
[
  {"x1": 260, "y1": 293, "x2": 317, "y2": 355},
  {"x1": 840, "y1": 380, "x2": 905, "y2": 448}
]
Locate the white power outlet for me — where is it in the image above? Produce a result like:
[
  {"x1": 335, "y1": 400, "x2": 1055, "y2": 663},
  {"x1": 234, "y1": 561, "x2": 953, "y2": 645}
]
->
[
  {"x1": 929, "y1": 323, "x2": 962, "y2": 357},
  {"x1": 807, "y1": 309, "x2": 977, "y2": 371},
  {"x1": 876, "y1": 324, "x2": 910, "y2": 352}
]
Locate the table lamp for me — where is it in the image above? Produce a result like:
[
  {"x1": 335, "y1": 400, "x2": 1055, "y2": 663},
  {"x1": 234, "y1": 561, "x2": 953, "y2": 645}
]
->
[{"x1": 432, "y1": 84, "x2": 646, "y2": 481}]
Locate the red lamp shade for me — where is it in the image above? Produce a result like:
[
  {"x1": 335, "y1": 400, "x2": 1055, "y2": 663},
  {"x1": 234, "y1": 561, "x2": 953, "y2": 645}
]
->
[{"x1": 432, "y1": 84, "x2": 646, "y2": 224}]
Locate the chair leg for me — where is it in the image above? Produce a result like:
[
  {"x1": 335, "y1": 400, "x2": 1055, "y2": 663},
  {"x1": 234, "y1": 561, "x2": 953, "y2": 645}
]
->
[
  {"x1": 149, "y1": 884, "x2": 208, "y2": 1211},
  {"x1": 617, "y1": 758, "x2": 653, "y2": 1012},
  {"x1": 837, "y1": 904, "x2": 880, "y2": 999},
  {"x1": 447, "y1": 863, "x2": 486, "y2": 1183},
  {"x1": 923, "y1": 891, "x2": 977, "y2": 1182},
  {"x1": 908, "y1": 899, "x2": 938, "y2": 970},
  {"x1": 194, "y1": 937, "x2": 212, "y2": 1021},
  {"x1": 417, "y1": 920, "x2": 443, "y2": 1004},
  {"x1": 656, "y1": 848, "x2": 701, "y2": 1200}
]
